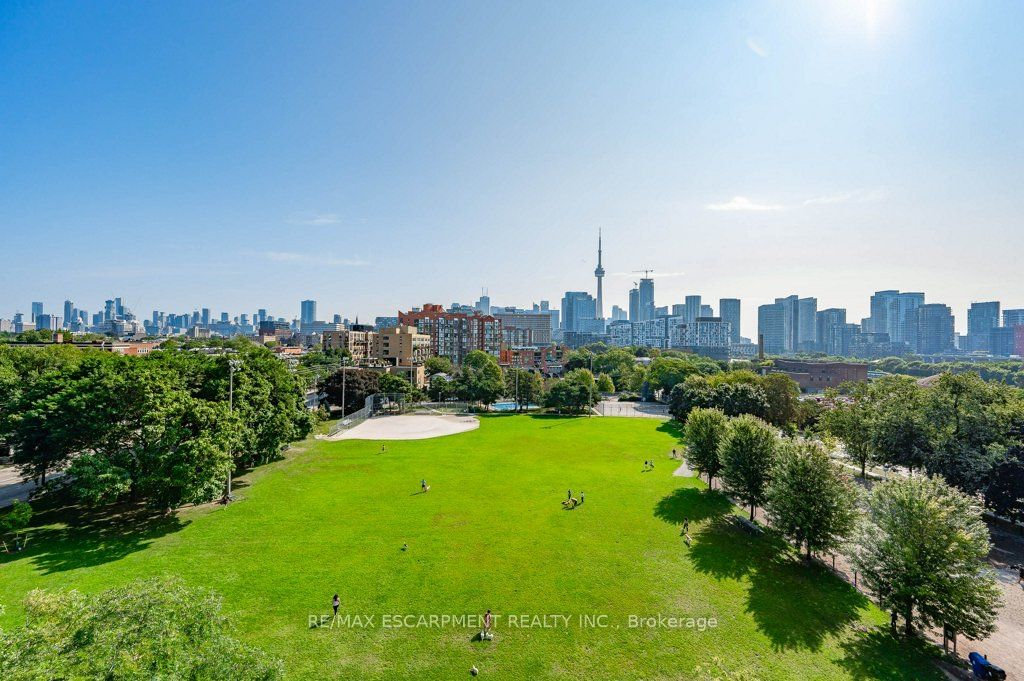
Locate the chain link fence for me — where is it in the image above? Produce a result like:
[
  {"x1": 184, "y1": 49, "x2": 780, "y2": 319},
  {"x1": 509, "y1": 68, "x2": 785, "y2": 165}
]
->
[{"x1": 595, "y1": 401, "x2": 671, "y2": 418}]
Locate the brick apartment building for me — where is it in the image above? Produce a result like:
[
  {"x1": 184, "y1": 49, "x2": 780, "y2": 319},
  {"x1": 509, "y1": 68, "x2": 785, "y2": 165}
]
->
[
  {"x1": 398, "y1": 304, "x2": 502, "y2": 365},
  {"x1": 499, "y1": 345, "x2": 569, "y2": 377}
]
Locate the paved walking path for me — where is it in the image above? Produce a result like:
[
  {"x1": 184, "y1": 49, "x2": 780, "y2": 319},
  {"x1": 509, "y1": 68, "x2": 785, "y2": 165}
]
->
[{"x1": 0, "y1": 466, "x2": 35, "y2": 508}]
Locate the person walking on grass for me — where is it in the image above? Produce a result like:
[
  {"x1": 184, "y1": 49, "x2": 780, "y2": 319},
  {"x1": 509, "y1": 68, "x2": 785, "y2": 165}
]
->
[
  {"x1": 580, "y1": 492, "x2": 585, "y2": 505},
  {"x1": 332, "y1": 594, "x2": 340, "y2": 618},
  {"x1": 567, "y1": 489, "x2": 572, "y2": 501},
  {"x1": 421, "y1": 479, "x2": 428, "y2": 493}
]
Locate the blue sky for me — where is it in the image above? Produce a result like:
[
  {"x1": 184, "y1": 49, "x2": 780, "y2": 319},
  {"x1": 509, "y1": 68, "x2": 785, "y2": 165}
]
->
[{"x1": 2, "y1": 1, "x2": 1022, "y2": 336}]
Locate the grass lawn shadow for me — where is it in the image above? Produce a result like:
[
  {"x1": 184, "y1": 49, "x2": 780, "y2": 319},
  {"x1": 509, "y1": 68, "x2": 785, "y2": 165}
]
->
[
  {"x1": 0, "y1": 493, "x2": 189, "y2": 575},
  {"x1": 836, "y1": 628, "x2": 942, "y2": 680},
  {"x1": 654, "y1": 487, "x2": 733, "y2": 525},
  {"x1": 655, "y1": 419, "x2": 684, "y2": 440},
  {"x1": 689, "y1": 516, "x2": 870, "y2": 652}
]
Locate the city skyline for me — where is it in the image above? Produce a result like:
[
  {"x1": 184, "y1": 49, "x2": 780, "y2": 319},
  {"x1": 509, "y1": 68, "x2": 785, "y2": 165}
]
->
[{"x1": 3, "y1": 2, "x2": 1023, "y2": 334}]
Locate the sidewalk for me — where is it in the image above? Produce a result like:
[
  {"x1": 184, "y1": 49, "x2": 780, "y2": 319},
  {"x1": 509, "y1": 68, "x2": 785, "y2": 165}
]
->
[{"x1": 0, "y1": 466, "x2": 37, "y2": 508}]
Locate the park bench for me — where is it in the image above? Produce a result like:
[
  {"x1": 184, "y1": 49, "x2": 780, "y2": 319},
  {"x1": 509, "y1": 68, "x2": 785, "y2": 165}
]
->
[{"x1": 733, "y1": 516, "x2": 764, "y2": 536}]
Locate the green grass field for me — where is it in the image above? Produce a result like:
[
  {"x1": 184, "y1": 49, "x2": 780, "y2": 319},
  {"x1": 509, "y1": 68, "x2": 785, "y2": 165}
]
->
[{"x1": 0, "y1": 415, "x2": 939, "y2": 679}]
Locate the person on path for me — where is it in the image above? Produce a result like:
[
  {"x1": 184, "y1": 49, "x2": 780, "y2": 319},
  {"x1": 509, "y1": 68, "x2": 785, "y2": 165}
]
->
[{"x1": 332, "y1": 594, "x2": 340, "y2": 617}]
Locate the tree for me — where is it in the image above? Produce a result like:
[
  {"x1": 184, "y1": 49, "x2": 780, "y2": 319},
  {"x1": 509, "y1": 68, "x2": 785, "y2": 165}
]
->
[
  {"x1": 321, "y1": 367, "x2": 379, "y2": 415},
  {"x1": 668, "y1": 375, "x2": 715, "y2": 421},
  {"x1": 759, "y1": 373, "x2": 801, "y2": 428},
  {"x1": 59, "y1": 362, "x2": 236, "y2": 509},
  {"x1": 853, "y1": 475, "x2": 1001, "y2": 639},
  {"x1": 985, "y1": 459, "x2": 1024, "y2": 526},
  {"x1": 427, "y1": 373, "x2": 456, "y2": 402},
  {"x1": 0, "y1": 577, "x2": 283, "y2": 679},
  {"x1": 424, "y1": 356, "x2": 453, "y2": 376},
  {"x1": 765, "y1": 441, "x2": 860, "y2": 559},
  {"x1": 456, "y1": 351, "x2": 505, "y2": 406},
  {"x1": 564, "y1": 349, "x2": 595, "y2": 372},
  {"x1": 0, "y1": 500, "x2": 32, "y2": 551},
  {"x1": 683, "y1": 408, "x2": 728, "y2": 487},
  {"x1": 596, "y1": 373, "x2": 615, "y2": 393},
  {"x1": 647, "y1": 356, "x2": 717, "y2": 394},
  {"x1": 821, "y1": 384, "x2": 876, "y2": 478},
  {"x1": 504, "y1": 368, "x2": 542, "y2": 411},
  {"x1": 922, "y1": 373, "x2": 1018, "y2": 494},
  {"x1": 719, "y1": 415, "x2": 778, "y2": 521},
  {"x1": 716, "y1": 382, "x2": 770, "y2": 420},
  {"x1": 544, "y1": 369, "x2": 599, "y2": 414},
  {"x1": 592, "y1": 348, "x2": 638, "y2": 386},
  {"x1": 869, "y1": 376, "x2": 931, "y2": 474},
  {"x1": 379, "y1": 372, "x2": 414, "y2": 396},
  {"x1": 203, "y1": 347, "x2": 316, "y2": 468}
]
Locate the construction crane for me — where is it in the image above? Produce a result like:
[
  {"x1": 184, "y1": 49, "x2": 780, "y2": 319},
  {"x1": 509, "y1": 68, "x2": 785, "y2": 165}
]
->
[{"x1": 633, "y1": 269, "x2": 655, "y2": 279}]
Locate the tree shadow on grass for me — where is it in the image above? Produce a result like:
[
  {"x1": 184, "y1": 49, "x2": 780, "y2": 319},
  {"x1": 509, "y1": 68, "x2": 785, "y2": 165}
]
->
[
  {"x1": 0, "y1": 493, "x2": 188, "y2": 575},
  {"x1": 688, "y1": 516, "x2": 870, "y2": 652},
  {"x1": 836, "y1": 628, "x2": 942, "y2": 681},
  {"x1": 654, "y1": 487, "x2": 733, "y2": 525},
  {"x1": 656, "y1": 419, "x2": 684, "y2": 441}
]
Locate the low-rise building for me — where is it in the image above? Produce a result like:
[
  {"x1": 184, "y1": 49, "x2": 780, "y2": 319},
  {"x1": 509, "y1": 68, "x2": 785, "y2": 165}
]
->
[
  {"x1": 373, "y1": 325, "x2": 432, "y2": 367},
  {"x1": 323, "y1": 326, "x2": 376, "y2": 363},
  {"x1": 771, "y1": 359, "x2": 869, "y2": 392}
]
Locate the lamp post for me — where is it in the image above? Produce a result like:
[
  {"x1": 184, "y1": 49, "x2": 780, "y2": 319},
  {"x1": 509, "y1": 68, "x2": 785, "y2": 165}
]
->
[
  {"x1": 340, "y1": 357, "x2": 349, "y2": 416},
  {"x1": 225, "y1": 358, "x2": 242, "y2": 502}
]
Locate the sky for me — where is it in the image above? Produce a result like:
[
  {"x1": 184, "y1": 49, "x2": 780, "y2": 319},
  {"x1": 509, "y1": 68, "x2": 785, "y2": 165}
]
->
[{"x1": 1, "y1": 1, "x2": 1022, "y2": 337}]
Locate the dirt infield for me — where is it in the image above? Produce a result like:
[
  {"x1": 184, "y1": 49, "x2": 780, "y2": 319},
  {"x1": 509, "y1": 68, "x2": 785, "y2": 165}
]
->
[{"x1": 328, "y1": 414, "x2": 479, "y2": 441}]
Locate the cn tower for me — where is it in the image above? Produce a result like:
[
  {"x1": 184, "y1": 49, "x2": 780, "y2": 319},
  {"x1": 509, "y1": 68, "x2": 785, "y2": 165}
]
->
[{"x1": 594, "y1": 228, "x2": 605, "y2": 320}]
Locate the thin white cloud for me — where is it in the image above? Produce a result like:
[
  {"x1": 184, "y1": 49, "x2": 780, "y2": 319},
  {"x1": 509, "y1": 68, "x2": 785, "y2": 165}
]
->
[
  {"x1": 803, "y1": 189, "x2": 888, "y2": 206},
  {"x1": 262, "y1": 251, "x2": 368, "y2": 267},
  {"x1": 706, "y1": 196, "x2": 782, "y2": 212},
  {"x1": 288, "y1": 213, "x2": 342, "y2": 226},
  {"x1": 746, "y1": 38, "x2": 768, "y2": 58}
]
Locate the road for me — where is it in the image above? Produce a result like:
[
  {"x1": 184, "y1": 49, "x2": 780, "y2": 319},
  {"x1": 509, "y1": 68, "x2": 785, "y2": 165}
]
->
[{"x1": 0, "y1": 465, "x2": 38, "y2": 508}]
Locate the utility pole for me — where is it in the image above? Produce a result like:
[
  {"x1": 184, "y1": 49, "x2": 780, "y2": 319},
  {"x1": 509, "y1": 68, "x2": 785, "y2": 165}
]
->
[
  {"x1": 341, "y1": 357, "x2": 349, "y2": 416},
  {"x1": 225, "y1": 358, "x2": 242, "y2": 502},
  {"x1": 515, "y1": 368, "x2": 519, "y2": 411}
]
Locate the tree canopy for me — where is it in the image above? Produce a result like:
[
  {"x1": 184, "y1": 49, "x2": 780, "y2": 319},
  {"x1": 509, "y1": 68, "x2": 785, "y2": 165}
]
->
[
  {"x1": 683, "y1": 407, "x2": 728, "y2": 486},
  {"x1": 0, "y1": 577, "x2": 283, "y2": 680},
  {"x1": 719, "y1": 414, "x2": 778, "y2": 521},
  {"x1": 765, "y1": 440, "x2": 860, "y2": 559},
  {"x1": 853, "y1": 475, "x2": 1001, "y2": 639}
]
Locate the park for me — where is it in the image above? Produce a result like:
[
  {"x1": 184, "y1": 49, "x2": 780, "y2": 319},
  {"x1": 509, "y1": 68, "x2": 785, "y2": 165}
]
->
[{"x1": 0, "y1": 414, "x2": 941, "y2": 679}]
